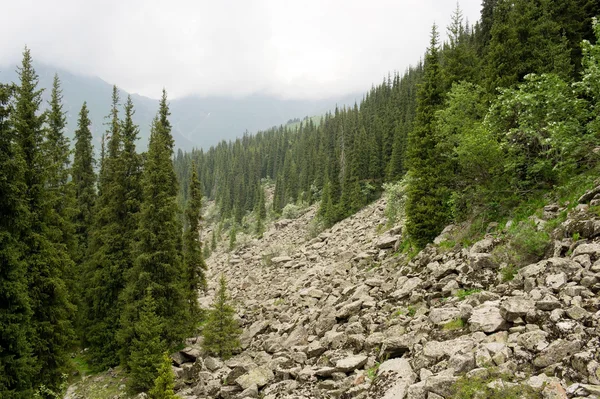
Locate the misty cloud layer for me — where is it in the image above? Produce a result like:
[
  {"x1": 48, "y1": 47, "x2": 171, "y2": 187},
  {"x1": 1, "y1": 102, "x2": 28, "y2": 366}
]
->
[{"x1": 0, "y1": 0, "x2": 481, "y2": 99}]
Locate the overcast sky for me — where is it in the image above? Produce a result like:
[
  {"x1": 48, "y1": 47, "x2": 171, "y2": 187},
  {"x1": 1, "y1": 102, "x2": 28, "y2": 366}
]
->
[{"x1": 0, "y1": 0, "x2": 482, "y2": 100}]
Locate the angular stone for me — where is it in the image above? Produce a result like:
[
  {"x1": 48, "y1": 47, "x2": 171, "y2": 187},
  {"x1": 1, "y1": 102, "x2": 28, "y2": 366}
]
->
[
  {"x1": 335, "y1": 355, "x2": 368, "y2": 373},
  {"x1": 336, "y1": 299, "x2": 363, "y2": 319},
  {"x1": 392, "y1": 277, "x2": 423, "y2": 299},
  {"x1": 533, "y1": 339, "x2": 582, "y2": 368},
  {"x1": 573, "y1": 243, "x2": 600, "y2": 258},
  {"x1": 240, "y1": 320, "x2": 269, "y2": 349},
  {"x1": 424, "y1": 374, "x2": 459, "y2": 397},
  {"x1": 500, "y1": 297, "x2": 535, "y2": 322},
  {"x1": 517, "y1": 330, "x2": 549, "y2": 352},
  {"x1": 235, "y1": 366, "x2": 275, "y2": 390},
  {"x1": 375, "y1": 235, "x2": 400, "y2": 249},
  {"x1": 271, "y1": 256, "x2": 292, "y2": 264},
  {"x1": 429, "y1": 307, "x2": 461, "y2": 326},
  {"x1": 469, "y1": 301, "x2": 508, "y2": 333},
  {"x1": 370, "y1": 358, "x2": 417, "y2": 399}
]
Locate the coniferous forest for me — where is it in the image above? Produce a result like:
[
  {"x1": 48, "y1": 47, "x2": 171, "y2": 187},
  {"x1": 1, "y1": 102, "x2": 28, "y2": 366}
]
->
[{"x1": 1, "y1": 0, "x2": 600, "y2": 397}]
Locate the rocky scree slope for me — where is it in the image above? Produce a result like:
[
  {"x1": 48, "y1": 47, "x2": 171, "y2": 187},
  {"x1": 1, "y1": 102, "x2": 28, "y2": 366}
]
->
[{"x1": 172, "y1": 187, "x2": 600, "y2": 399}]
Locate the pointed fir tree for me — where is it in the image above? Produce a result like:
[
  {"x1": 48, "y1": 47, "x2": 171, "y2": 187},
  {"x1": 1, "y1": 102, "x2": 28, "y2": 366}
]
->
[
  {"x1": 183, "y1": 162, "x2": 206, "y2": 327},
  {"x1": 72, "y1": 102, "x2": 96, "y2": 263},
  {"x1": 82, "y1": 85, "x2": 126, "y2": 368},
  {"x1": 255, "y1": 184, "x2": 267, "y2": 236},
  {"x1": 126, "y1": 289, "x2": 166, "y2": 393},
  {"x1": 119, "y1": 94, "x2": 188, "y2": 370},
  {"x1": 45, "y1": 74, "x2": 76, "y2": 254},
  {"x1": 148, "y1": 353, "x2": 176, "y2": 399},
  {"x1": 0, "y1": 82, "x2": 36, "y2": 399},
  {"x1": 406, "y1": 25, "x2": 449, "y2": 248},
  {"x1": 12, "y1": 47, "x2": 74, "y2": 391},
  {"x1": 202, "y1": 275, "x2": 241, "y2": 359},
  {"x1": 211, "y1": 229, "x2": 217, "y2": 252}
]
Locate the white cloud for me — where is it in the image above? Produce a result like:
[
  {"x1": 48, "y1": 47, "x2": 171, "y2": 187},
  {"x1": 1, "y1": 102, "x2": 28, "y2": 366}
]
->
[{"x1": 0, "y1": 0, "x2": 481, "y2": 99}]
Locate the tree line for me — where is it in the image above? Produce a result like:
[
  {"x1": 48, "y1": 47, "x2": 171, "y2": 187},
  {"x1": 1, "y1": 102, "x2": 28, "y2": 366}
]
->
[
  {"x1": 0, "y1": 49, "x2": 209, "y2": 397},
  {"x1": 174, "y1": 0, "x2": 600, "y2": 249}
]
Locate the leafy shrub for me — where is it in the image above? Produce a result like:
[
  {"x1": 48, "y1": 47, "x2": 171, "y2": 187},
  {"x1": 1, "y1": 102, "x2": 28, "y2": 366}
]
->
[
  {"x1": 282, "y1": 203, "x2": 302, "y2": 219},
  {"x1": 383, "y1": 179, "x2": 407, "y2": 225},
  {"x1": 500, "y1": 264, "x2": 519, "y2": 282}
]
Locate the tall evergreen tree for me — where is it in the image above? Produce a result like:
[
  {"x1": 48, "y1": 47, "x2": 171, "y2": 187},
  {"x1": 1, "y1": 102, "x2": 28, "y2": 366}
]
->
[
  {"x1": 72, "y1": 102, "x2": 96, "y2": 261},
  {"x1": 0, "y1": 82, "x2": 36, "y2": 399},
  {"x1": 126, "y1": 289, "x2": 166, "y2": 393},
  {"x1": 148, "y1": 353, "x2": 176, "y2": 399},
  {"x1": 120, "y1": 92, "x2": 188, "y2": 373},
  {"x1": 13, "y1": 47, "x2": 74, "y2": 390},
  {"x1": 183, "y1": 162, "x2": 206, "y2": 326},
  {"x1": 202, "y1": 275, "x2": 241, "y2": 359},
  {"x1": 82, "y1": 86, "x2": 126, "y2": 368},
  {"x1": 406, "y1": 25, "x2": 449, "y2": 248}
]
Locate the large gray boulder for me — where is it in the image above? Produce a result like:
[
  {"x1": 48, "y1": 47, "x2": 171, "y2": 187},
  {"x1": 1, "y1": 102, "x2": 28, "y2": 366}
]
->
[
  {"x1": 235, "y1": 366, "x2": 275, "y2": 390},
  {"x1": 469, "y1": 301, "x2": 508, "y2": 333},
  {"x1": 335, "y1": 355, "x2": 368, "y2": 373},
  {"x1": 368, "y1": 358, "x2": 417, "y2": 399}
]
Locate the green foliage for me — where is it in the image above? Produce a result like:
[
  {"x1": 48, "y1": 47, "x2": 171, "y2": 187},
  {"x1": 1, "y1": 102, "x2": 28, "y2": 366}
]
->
[
  {"x1": 500, "y1": 264, "x2": 519, "y2": 282},
  {"x1": 0, "y1": 80, "x2": 36, "y2": 399},
  {"x1": 229, "y1": 224, "x2": 237, "y2": 251},
  {"x1": 443, "y1": 318, "x2": 465, "y2": 331},
  {"x1": 383, "y1": 179, "x2": 407, "y2": 225},
  {"x1": 202, "y1": 275, "x2": 241, "y2": 359},
  {"x1": 455, "y1": 289, "x2": 482, "y2": 300},
  {"x1": 13, "y1": 47, "x2": 75, "y2": 391},
  {"x1": 487, "y1": 73, "x2": 589, "y2": 190},
  {"x1": 126, "y1": 290, "x2": 166, "y2": 393},
  {"x1": 72, "y1": 102, "x2": 96, "y2": 260},
  {"x1": 148, "y1": 353, "x2": 176, "y2": 399},
  {"x1": 282, "y1": 203, "x2": 302, "y2": 219},
  {"x1": 183, "y1": 162, "x2": 206, "y2": 327},
  {"x1": 449, "y1": 373, "x2": 541, "y2": 399},
  {"x1": 406, "y1": 24, "x2": 450, "y2": 248},
  {"x1": 119, "y1": 92, "x2": 189, "y2": 372}
]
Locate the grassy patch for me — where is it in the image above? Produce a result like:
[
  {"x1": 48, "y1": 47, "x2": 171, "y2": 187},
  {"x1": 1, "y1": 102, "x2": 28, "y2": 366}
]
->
[
  {"x1": 500, "y1": 264, "x2": 519, "y2": 282},
  {"x1": 455, "y1": 288, "x2": 481, "y2": 300},
  {"x1": 443, "y1": 318, "x2": 465, "y2": 331},
  {"x1": 449, "y1": 373, "x2": 542, "y2": 399},
  {"x1": 366, "y1": 362, "x2": 380, "y2": 381}
]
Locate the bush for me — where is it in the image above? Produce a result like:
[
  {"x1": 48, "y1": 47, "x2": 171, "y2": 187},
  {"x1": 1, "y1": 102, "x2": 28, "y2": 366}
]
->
[
  {"x1": 282, "y1": 203, "x2": 302, "y2": 219},
  {"x1": 383, "y1": 179, "x2": 407, "y2": 225}
]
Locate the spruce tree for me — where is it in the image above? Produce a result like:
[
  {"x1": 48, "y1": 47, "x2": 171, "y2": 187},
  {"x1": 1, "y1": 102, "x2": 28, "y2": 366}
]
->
[
  {"x1": 72, "y1": 102, "x2": 96, "y2": 261},
  {"x1": 127, "y1": 289, "x2": 166, "y2": 393},
  {"x1": 202, "y1": 275, "x2": 241, "y2": 359},
  {"x1": 13, "y1": 47, "x2": 74, "y2": 390},
  {"x1": 148, "y1": 354, "x2": 176, "y2": 399},
  {"x1": 0, "y1": 82, "x2": 36, "y2": 398},
  {"x1": 120, "y1": 92, "x2": 187, "y2": 371},
  {"x1": 183, "y1": 162, "x2": 206, "y2": 326},
  {"x1": 406, "y1": 25, "x2": 449, "y2": 248},
  {"x1": 255, "y1": 184, "x2": 267, "y2": 236},
  {"x1": 46, "y1": 74, "x2": 76, "y2": 247},
  {"x1": 82, "y1": 86, "x2": 126, "y2": 367}
]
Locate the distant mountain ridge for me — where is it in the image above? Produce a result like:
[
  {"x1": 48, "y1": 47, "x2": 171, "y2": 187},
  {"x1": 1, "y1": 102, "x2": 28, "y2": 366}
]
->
[{"x1": 0, "y1": 63, "x2": 360, "y2": 151}]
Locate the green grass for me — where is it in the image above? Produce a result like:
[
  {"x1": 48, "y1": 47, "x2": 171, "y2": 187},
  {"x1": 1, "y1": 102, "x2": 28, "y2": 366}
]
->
[
  {"x1": 449, "y1": 372, "x2": 542, "y2": 399},
  {"x1": 366, "y1": 362, "x2": 380, "y2": 381},
  {"x1": 443, "y1": 318, "x2": 465, "y2": 331},
  {"x1": 455, "y1": 288, "x2": 481, "y2": 300},
  {"x1": 500, "y1": 264, "x2": 519, "y2": 282}
]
